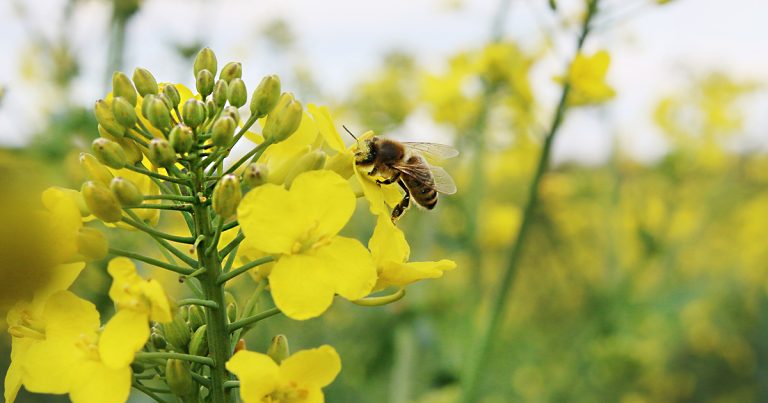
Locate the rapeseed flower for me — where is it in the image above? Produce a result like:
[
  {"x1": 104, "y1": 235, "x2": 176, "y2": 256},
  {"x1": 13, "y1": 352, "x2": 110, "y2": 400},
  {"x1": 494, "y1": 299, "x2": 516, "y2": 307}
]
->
[{"x1": 560, "y1": 50, "x2": 615, "y2": 106}]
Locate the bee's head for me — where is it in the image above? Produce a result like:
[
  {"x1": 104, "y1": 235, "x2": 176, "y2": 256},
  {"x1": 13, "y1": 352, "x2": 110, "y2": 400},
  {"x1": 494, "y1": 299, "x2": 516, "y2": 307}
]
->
[{"x1": 354, "y1": 137, "x2": 378, "y2": 165}]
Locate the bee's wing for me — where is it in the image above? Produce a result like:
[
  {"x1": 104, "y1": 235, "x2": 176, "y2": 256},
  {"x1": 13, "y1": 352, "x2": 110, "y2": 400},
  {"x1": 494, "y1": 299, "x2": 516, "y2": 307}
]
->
[
  {"x1": 402, "y1": 142, "x2": 459, "y2": 161},
  {"x1": 428, "y1": 165, "x2": 457, "y2": 195}
]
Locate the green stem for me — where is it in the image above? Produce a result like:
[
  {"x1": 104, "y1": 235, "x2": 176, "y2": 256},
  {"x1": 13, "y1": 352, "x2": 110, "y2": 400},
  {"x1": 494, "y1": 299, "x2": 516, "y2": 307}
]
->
[
  {"x1": 206, "y1": 218, "x2": 224, "y2": 256},
  {"x1": 124, "y1": 164, "x2": 190, "y2": 186},
  {"x1": 123, "y1": 204, "x2": 193, "y2": 212},
  {"x1": 176, "y1": 298, "x2": 219, "y2": 309},
  {"x1": 223, "y1": 140, "x2": 273, "y2": 176},
  {"x1": 144, "y1": 194, "x2": 196, "y2": 202},
  {"x1": 132, "y1": 381, "x2": 171, "y2": 403},
  {"x1": 227, "y1": 307, "x2": 281, "y2": 332},
  {"x1": 459, "y1": 2, "x2": 600, "y2": 401},
  {"x1": 217, "y1": 256, "x2": 274, "y2": 285},
  {"x1": 121, "y1": 216, "x2": 195, "y2": 244},
  {"x1": 108, "y1": 248, "x2": 194, "y2": 275},
  {"x1": 134, "y1": 352, "x2": 214, "y2": 366},
  {"x1": 218, "y1": 231, "x2": 244, "y2": 260},
  {"x1": 223, "y1": 380, "x2": 240, "y2": 390},
  {"x1": 191, "y1": 372, "x2": 211, "y2": 388}
]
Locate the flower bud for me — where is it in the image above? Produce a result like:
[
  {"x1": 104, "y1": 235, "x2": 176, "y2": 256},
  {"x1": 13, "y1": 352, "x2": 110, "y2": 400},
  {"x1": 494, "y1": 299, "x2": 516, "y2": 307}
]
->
[
  {"x1": 111, "y1": 96, "x2": 137, "y2": 128},
  {"x1": 189, "y1": 324, "x2": 208, "y2": 357},
  {"x1": 226, "y1": 302, "x2": 237, "y2": 324},
  {"x1": 267, "y1": 334, "x2": 290, "y2": 364},
  {"x1": 146, "y1": 96, "x2": 171, "y2": 130},
  {"x1": 148, "y1": 138, "x2": 177, "y2": 167},
  {"x1": 212, "y1": 174, "x2": 241, "y2": 218},
  {"x1": 196, "y1": 69, "x2": 214, "y2": 98},
  {"x1": 212, "y1": 79, "x2": 228, "y2": 107},
  {"x1": 163, "y1": 84, "x2": 181, "y2": 110},
  {"x1": 166, "y1": 359, "x2": 195, "y2": 399},
  {"x1": 250, "y1": 74, "x2": 281, "y2": 119},
  {"x1": 211, "y1": 116, "x2": 235, "y2": 148},
  {"x1": 98, "y1": 125, "x2": 143, "y2": 164},
  {"x1": 227, "y1": 78, "x2": 247, "y2": 108},
  {"x1": 94, "y1": 99, "x2": 125, "y2": 137},
  {"x1": 219, "y1": 62, "x2": 242, "y2": 83},
  {"x1": 162, "y1": 315, "x2": 191, "y2": 351},
  {"x1": 92, "y1": 138, "x2": 127, "y2": 169},
  {"x1": 193, "y1": 47, "x2": 217, "y2": 78},
  {"x1": 80, "y1": 152, "x2": 114, "y2": 186},
  {"x1": 76, "y1": 227, "x2": 108, "y2": 261},
  {"x1": 81, "y1": 181, "x2": 122, "y2": 223},
  {"x1": 242, "y1": 162, "x2": 268, "y2": 188},
  {"x1": 223, "y1": 106, "x2": 240, "y2": 125},
  {"x1": 187, "y1": 305, "x2": 206, "y2": 330},
  {"x1": 181, "y1": 98, "x2": 206, "y2": 128},
  {"x1": 263, "y1": 96, "x2": 302, "y2": 143},
  {"x1": 169, "y1": 125, "x2": 194, "y2": 154},
  {"x1": 132, "y1": 67, "x2": 158, "y2": 96},
  {"x1": 206, "y1": 98, "x2": 217, "y2": 119},
  {"x1": 130, "y1": 361, "x2": 145, "y2": 374},
  {"x1": 112, "y1": 71, "x2": 137, "y2": 106},
  {"x1": 284, "y1": 150, "x2": 326, "y2": 187},
  {"x1": 151, "y1": 331, "x2": 167, "y2": 349},
  {"x1": 110, "y1": 176, "x2": 143, "y2": 206},
  {"x1": 157, "y1": 92, "x2": 175, "y2": 111}
]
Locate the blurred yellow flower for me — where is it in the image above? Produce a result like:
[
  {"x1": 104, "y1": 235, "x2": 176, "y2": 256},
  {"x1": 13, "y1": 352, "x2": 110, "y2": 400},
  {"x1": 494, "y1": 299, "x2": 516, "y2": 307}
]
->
[
  {"x1": 226, "y1": 345, "x2": 341, "y2": 403},
  {"x1": 238, "y1": 170, "x2": 377, "y2": 319},
  {"x1": 99, "y1": 257, "x2": 172, "y2": 369},
  {"x1": 561, "y1": 50, "x2": 615, "y2": 106}
]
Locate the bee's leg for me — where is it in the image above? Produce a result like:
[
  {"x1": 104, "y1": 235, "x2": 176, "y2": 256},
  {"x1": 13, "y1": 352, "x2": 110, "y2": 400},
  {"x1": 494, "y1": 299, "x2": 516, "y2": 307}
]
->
[
  {"x1": 367, "y1": 166, "x2": 379, "y2": 176},
  {"x1": 376, "y1": 172, "x2": 401, "y2": 185},
  {"x1": 391, "y1": 179, "x2": 410, "y2": 222}
]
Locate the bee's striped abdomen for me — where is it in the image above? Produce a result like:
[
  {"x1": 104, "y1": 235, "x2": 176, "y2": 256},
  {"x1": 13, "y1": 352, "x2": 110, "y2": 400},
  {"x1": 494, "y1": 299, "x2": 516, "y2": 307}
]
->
[{"x1": 404, "y1": 175, "x2": 438, "y2": 210}]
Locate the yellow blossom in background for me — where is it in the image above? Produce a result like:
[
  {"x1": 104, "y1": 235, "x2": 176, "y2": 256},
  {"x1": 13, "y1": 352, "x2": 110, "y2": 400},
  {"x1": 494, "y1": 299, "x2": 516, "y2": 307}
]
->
[
  {"x1": 561, "y1": 50, "x2": 615, "y2": 106},
  {"x1": 238, "y1": 170, "x2": 377, "y2": 319},
  {"x1": 226, "y1": 345, "x2": 341, "y2": 403},
  {"x1": 99, "y1": 257, "x2": 172, "y2": 368},
  {"x1": 369, "y1": 216, "x2": 456, "y2": 291},
  {"x1": 20, "y1": 291, "x2": 131, "y2": 403}
]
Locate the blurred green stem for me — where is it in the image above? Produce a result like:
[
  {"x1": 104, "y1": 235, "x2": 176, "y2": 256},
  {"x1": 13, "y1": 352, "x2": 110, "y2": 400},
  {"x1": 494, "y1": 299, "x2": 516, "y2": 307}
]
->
[{"x1": 459, "y1": 1, "x2": 600, "y2": 401}]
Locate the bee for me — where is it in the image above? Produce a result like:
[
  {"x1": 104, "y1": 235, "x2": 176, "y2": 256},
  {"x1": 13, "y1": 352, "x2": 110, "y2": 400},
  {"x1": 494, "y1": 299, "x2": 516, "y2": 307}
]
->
[{"x1": 346, "y1": 127, "x2": 458, "y2": 222}]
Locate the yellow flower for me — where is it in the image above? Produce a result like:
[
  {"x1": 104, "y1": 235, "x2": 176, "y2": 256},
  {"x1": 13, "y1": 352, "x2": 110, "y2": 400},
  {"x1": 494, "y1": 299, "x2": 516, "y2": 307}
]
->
[
  {"x1": 561, "y1": 50, "x2": 615, "y2": 106},
  {"x1": 226, "y1": 345, "x2": 341, "y2": 403},
  {"x1": 20, "y1": 291, "x2": 131, "y2": 403},
  {"x1": 369, "y1": 215, "x2": 455, "y2": 291},
  {"x1": 238, "y1": 170, "x2": 377, "y2": 320},
  {"x1": 348, "y1": 131, "x2": 403, "y2": 218},
  {"x1": 5, "y1": 262, "x2": 85, "y2": 402},
  {"x1": 99, "y1": 257, "x2": 172, "y2": 368}
]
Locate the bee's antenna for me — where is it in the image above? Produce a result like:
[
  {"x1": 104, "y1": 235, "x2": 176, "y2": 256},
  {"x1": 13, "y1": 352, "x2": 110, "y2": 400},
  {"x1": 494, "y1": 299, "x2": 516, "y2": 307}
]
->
[{"x1": 343, "y1": 125, "x2": 358, "y2": 140}]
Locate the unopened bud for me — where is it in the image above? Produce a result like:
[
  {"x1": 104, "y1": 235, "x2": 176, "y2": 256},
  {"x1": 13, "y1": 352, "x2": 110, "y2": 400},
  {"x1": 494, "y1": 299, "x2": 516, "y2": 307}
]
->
[
  {"x1": 98, "y1": 125, "x2": 143, "y2": 164},
  {"x1": 267, "y1": 334, "x2": 290, "y2": 364},
  {"x1": 223, "y1": 106, "x2": 240, "y2": 125},
  {"x1": 112, "y1": 96, "x2": 137, "y2": 128},
  {"x1": 193, "y1": 47, "x2": 218, "y2": 78},
  {"x1": 81, "y1": 181, "x2": 122, "y2": 223},
  {"x1": 227, "y1": 78, "x2": 247, "y2": 108},
  {"x1": 130, "y1": 361, "x2": 145, "y2": 374},
  {"x1": 242, "y1": 163, "x2": 268, "y2": 188},
  {"x1": 112, "y1": 71, "x2": 137, "y2": 106},
  {"x1": 133, "y1": 67, "x2": 159, "y2": 96},
  {"x1": 181, "y1": 99, "x2": 206, "y2": 128},
  {"x1": 80, "y1": 152, "x2": 114, "y2": 186},
  {"x1": 151, "y1": 331, "x2": 167, "y2": 349},
  {"x1": 212, "y1": 80, "x2": 228, "y2": 107},
  {"x1": 187, "y1": 305, "x2": 206, "y2": 330},
  {"x1": 76, "y1": 227, "x2": 108, "y2": 261},
  {"x1": 250, "y1": 75, "x2": 281, "y2": 118},
  {"x1": 166, "y1": 359, "x2": 195, "y2": 398},
  {"x1": 162, "y1": 315, "x2": 191, "y2": 351},
  {"x1": 211, "y1": 116, "x2": 235, "y2": 148},
  {"x1": 110, "y1": 176, "x2": 143, "y2": 206},
  {"x1": 148, "y1": 138, "x2": 177, "y2": 167},
  {"x1": 219, "y1": 62, "x2": 242, "y2": 83},
  {"x1": 196, "y1": 69, "x2": 214, "y2": 98},
  {"x1": 169, "y1": 125, "x2": 194, "y2": 154},
  {"x1": 189, "y1": 325, "x2": 208, "y2": 357},
  {"x1": 94, "y1": 99, "x2": 126, "y2": 137},
  {"x1": 212, "y1": 174, "x2": 241, "y2": 218},
  {"x1": 263, "y1": 95, "x2": 302, "y2": 143},
  {"x1": 285, "y1": 150, "x2": 326, "y2": 187},
  {"x1": 163, "y1": 84, "x2": 181, "y2": 109},
  {"x1": 157, "y1": 93, "x2": 174, "y2": 111},
  {"x1": 206, "y1": 98, "x2": 217, "y2": 119},
  {"x1": 92, "y1": 138, "x2": 127, "y2": 169},
  {"x1": 146, "y1": 96, "x2": 171, "y2": 130}
]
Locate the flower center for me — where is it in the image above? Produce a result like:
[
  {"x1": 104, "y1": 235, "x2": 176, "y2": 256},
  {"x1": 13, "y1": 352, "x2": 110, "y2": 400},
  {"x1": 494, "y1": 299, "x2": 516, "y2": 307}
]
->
[
  {"x1": 116, "y1": 283, "x2": 151, "y2": 312},
  {"x1": 7, "y1": 309, "x2": 46, "y2": 340},
  {"x1": 75, "y1": 332, "x2": 101, "y2": 361},
  {"x1": 290, "y1": 221, "x2": 331, "y2": 254},
  {"x1": 270, "y1": 381, "x2": 309, "y2": 402}
]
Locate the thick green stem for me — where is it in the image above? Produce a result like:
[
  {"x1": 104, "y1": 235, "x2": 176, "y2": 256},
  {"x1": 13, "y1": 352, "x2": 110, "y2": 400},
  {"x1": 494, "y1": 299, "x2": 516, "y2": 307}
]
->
[{"x1": 459, "y1": 1, "x2": 600, "y2": 401}]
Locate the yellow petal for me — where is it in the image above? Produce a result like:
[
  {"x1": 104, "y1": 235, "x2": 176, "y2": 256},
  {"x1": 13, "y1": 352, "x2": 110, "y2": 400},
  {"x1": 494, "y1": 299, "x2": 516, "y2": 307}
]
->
[
  {"x1": 43, "y1": 291, "x2": 100, "y2": 341},
  {"x1": 307, "y1": 104, "x2": 346, "y2": 152},
  {"x1": 290, "y1": 170, "x2": 356, "y2": 238},
  {"x1": 279, "y1": 345, "x2": 341, "y2": 388},
  {"x1": 32, "y1": 262, "x2": 85, "y2": 311},
  {"x1": 99, "y1": 309, "x2": 150, "y2": 369},
  {"x1": 238, "y1": 184, "x2": 309, "y2": 254},
  {"x1": 4, "y1": 341, "x2": 30, "y2": 403},
  {"x1": 377, "y1": 260, "x2": 455, "y2": 290},
  {"x1": 314, "y1": 236, "x2": 377, "y2": 301},
  {"x1": 107, "y1": 257, "x2": 142, "y2": 304},
  {"x1": 22, "y1": 339, "x2": 78, "y2": 394},
  {"x1": 302, "y1": 387, "x2": 325, "y2": 403},
  {"x1": 42, "y1": 187, "x2": 82, "y2": 262},
  {"x1": 368, "y1": 215, "x2": 410, "y2": 265},
  {"x1": 69, "y1": 360, "x2": 131, "y2": 403},
  {"x1": 269, "y1": 254, "x2": 336, "y2": 320},
  {"x1": 141, "y1": 279, "x2": 172, "y2": 323},
  {"x1": 226, "y1": 350, "x2": 279, "y2": 402}
]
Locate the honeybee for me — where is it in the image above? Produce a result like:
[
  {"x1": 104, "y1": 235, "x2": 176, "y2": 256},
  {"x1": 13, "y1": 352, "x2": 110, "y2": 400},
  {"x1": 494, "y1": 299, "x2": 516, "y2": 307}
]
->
[{"x1": 346, "y1": 127, "x2": 458, "y2": 222}]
